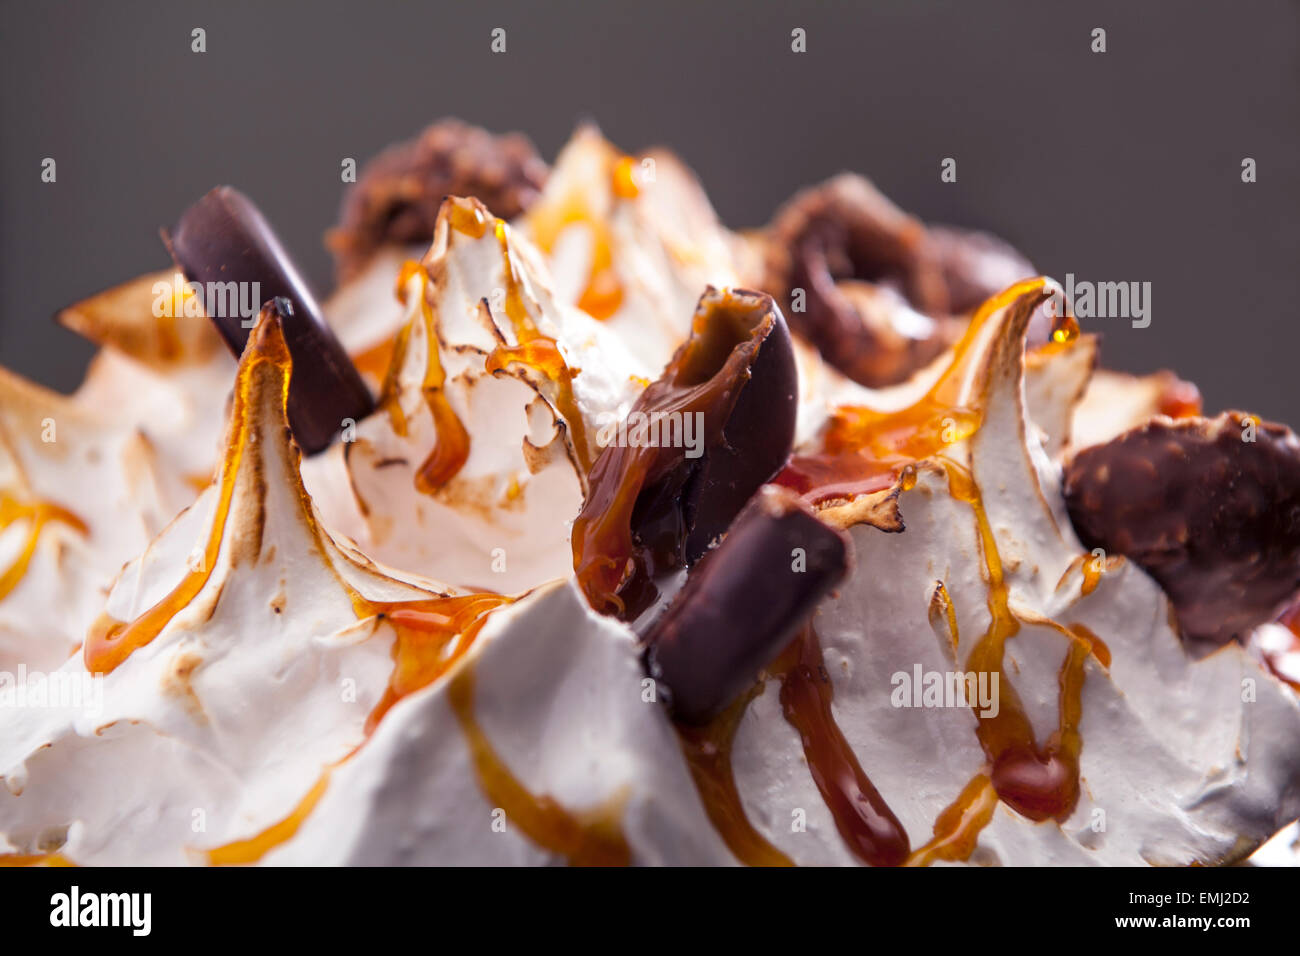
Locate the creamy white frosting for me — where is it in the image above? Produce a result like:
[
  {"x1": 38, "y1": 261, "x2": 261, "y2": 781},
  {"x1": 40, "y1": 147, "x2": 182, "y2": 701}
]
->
[
  {"x1": 333, "y1": 198, "x2": 651, "y2": 593},
  {"x1": 0, "y1": 367, "x2": 197, "y2": 673},
  {"x1": 1, "y1": 127, "x2": 1297, "y2": 867},
  {"x1": 731, "y1": 283, "x2": 1300, "y2": 865}
]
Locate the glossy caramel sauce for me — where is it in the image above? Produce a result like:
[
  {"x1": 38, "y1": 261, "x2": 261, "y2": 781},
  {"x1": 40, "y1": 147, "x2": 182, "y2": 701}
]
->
[
  {"x1": 386, "y1": 259, "x2": 472, "y2": 493},
  {"x1": 351, "y1": 336, "x2": 397, "y2": 385},
  {"x1": 0, "y1": 494, "x2": 87, "y2": 601},
  {"x1": 202, "y1": 565, "x2": 516, "y2": 864},
  {"x1": 774, "y1": 625, "x2": 910, "y2": 866},
  {"x1": 449, "y1": 667, "x2": 631, "y2": 865},
  {"x1": 364, "y1": 593, "x2": 512, "y2": 733},
  {"x1": 677, "y1": 683, "x2": 794, "y2": 866},
  {"x1": 777, "y1": 280, "x2": 1063, "y2": 505},
  {"x1": 524, "y1": 151, "x2": 640, "y2": 320},
  {"x1": 929, "y1": 580, "x2": 959, "y2": 654},
  {"x1": 1081, "y1": 556, "x2": 1104, "y2": 596},
  {"x1": 571, "y1": 291, "x2": 775, "y2": 616},
  {"x1": 82, "y1": 316, "x2": 284, "y2": 674},
  {"x1": 71, "y1": 314, "x2": 613, "y2": 865},
  {"x1": 205, "y1": 770, "x2": 332, "y2": 865},
  {"x1": 905, "y1": 774, "x2": 998, "y2": 866},
  {"x1": 946, "y1": 460, "x2": 1102, "y2": 823},
  {"x1": 686, "y1": 280, "x2": 1111, "y2": 864},
  {"x1": 483, "y1": 219, "x2": 595, "y2": 474}
]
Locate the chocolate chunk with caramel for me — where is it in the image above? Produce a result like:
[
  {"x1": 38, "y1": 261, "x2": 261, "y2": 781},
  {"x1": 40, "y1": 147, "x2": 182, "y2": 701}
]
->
[
  {"x1": 644, "y1": 485, "x2": 850, "y2": 724},
  {"x1": 1064, "y1": 412, "x2": 1300, "y2": 647},
  {"x1": 328, "y1": 119, "x2": 548, "y2": 280},
  {"x1": 572, "y1": 287, "x2": 798, "y2": 619},
  {"x1": 164, "y1": 186, "x2": 375, "y2": 455}
]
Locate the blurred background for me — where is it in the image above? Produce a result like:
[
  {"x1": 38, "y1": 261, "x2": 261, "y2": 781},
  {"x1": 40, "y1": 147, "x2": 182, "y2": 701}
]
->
[{"x1": 1, "y1": 0, "x2": 1296, "y2": 420}]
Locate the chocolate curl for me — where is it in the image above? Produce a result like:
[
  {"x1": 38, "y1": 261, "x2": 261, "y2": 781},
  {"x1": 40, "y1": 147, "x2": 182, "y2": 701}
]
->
[
  {"x1": 572, "y1": 287, "x2": 798, "y2": 619},
  {"x1": 644, "y1": 486, "x2": 850, "y2": 724},
  {"x1": 1064, "y1": 411, "x2": 1300, "y2": 647},
  {"x1": 328, "y1": 119, "x2": 548, "y2": 281},
  {"x1": 163, "y1": 186, "x2": 374, "y2": 454}
]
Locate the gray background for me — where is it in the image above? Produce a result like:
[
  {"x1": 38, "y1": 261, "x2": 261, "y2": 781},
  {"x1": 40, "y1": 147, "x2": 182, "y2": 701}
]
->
[{"x1": 1, "y1": 0, "x2": 1296, "y2": 421}]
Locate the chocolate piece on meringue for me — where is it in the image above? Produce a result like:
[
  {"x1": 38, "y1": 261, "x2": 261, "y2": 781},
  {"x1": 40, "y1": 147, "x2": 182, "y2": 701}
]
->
[
  {"x1": 644, "y1": 485, "x2": 849, "y2": 724},
  {"x1": 927, "y1": 225, "x2": 1037, "y2": 317},
  {"x1": 164, "y1": 187, "x2": 374, "y2": 454},
  {"x1": 329, "y1": 119, "x2": 548, "y2": 281},
  {"x1": 762, "y1": 174, "x2": 958, "y2": 388},
  {"x1": 1064, "y1": 411, "x2": 1300, "y2": 647},
  {"x1": 572, "y1": 287, "x2": 797, "y2": 618}
]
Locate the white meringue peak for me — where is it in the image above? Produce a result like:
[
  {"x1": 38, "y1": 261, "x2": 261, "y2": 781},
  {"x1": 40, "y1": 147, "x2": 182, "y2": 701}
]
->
[
  {"x1": 0, "y1": 311, "x2": 724, "y2": 866},
  {"x1": 701, "y1": 279, "x2": 1300, "y2": 866},
  {"x1": 520, "y1": 125, "x2": 747, "y2": 374},
  {"x1": 337, "y1": 196, "x2": 651, "y2": 593}
]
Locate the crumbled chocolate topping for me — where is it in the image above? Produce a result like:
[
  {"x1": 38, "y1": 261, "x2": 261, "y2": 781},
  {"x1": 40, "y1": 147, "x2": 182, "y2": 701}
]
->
[
  {"x1": 761, "y1": 175, "x2": 1041, "y2": 385},
  {"x1": 1064, "y1": 412, "x2": 1300, "y2": 647},
  {"x1": 328, "y1": 119, "x2": 548, "y2": 281}
]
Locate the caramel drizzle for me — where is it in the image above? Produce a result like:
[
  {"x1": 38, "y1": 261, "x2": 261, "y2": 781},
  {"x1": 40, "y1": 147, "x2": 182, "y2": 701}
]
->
[
  {"x1": 448, "y1": 666, "x2": 632, "y2": 866},
  {"x1": 364, "y1": 593, "x2": 513, "y2": 734},
  {"x1": 387, "y1": 259, "x2": 472, "y2": 493},
  {"x1": 524, "y1": 153, "x2": 639, "y2": 321},
  {"x1": 202, "y1": 589, "x2": 514, "y2": 864},
  {"x1": 483, "y1": 219, "x2": 595, "y2": 475},
  {"x1": 64, "y1": 311, "x2": 611, "y2": 865},
  {"x1": 774, "y1": 625, "x2": 910, "y2": 866},
  {"x1": 81, "y1": 318, "x2": 282, "y2": 675},
  {"x1": 386, "y1": 206, "x2": 597, "y2": 494},
  {"x1": 946, "y1": 459, "x2": 1103, "y2": 824},
  {"x1": 205, "y1": 770, "x2": 332, "y2": 866},
  {"x1": 676, "y1": 683, "x2": 794, "y2": 867},
  {"x1": 1081, "y1": 556, "x2": 1103, "y2": 596},
  {"x1": 905, "y1": 774, "x2": 999, "y2": 866},
  {"x1": 0, "y1": 494, "x2": 87, "y2": 601},
  {"x1": 691, "y1": 280, "x2": 1108, "y2": 863},
  {"x1": 776, "y1": 280, "x2": 1053, "y2": 504},
  {"x1": 211, "y1": 613, "x2": 631, "y2": 867},
  {"x1": 351, "y1": 336, "x2": 396, "y2": 384}
]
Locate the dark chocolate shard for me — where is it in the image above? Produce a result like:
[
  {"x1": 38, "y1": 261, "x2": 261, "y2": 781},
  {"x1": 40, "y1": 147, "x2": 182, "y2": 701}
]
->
[
  {"x1": 328, "y1": 119, "x2": 548, "y2": 281},
  {"x1": 1064, "y1": 411, "x2": 1300, "y2": 647},
  {"x1": 644, "y1": 485, "x2": 851, "y2": 724},
  {"x1": 163, "y1": 186, "x2": 374, "y2": 454},
  {"x1": 572, "y1": 287, "x2": 798, "y2": 619}
]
